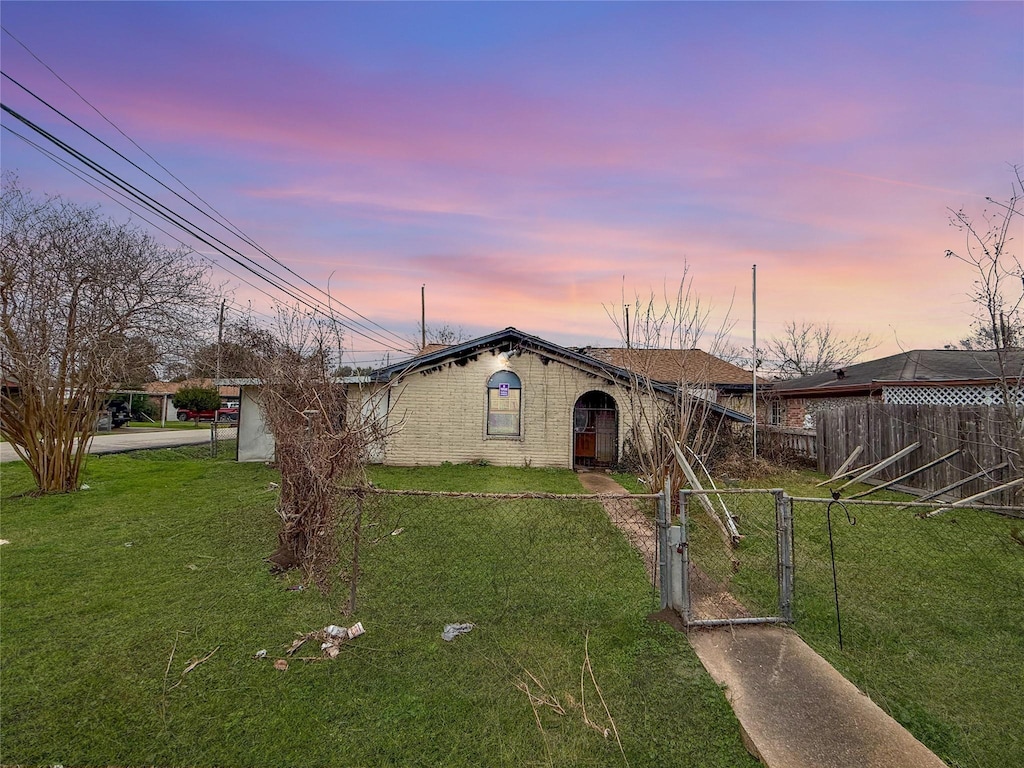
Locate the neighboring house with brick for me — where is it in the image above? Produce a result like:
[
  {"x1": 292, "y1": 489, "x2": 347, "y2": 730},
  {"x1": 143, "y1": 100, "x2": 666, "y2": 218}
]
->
[
  {"x1": 769, "y1": 349, "x2": 1024, "y2": 428},
  {"x1": 230, "y1": 327, "x2": 752, "y2": 467}
]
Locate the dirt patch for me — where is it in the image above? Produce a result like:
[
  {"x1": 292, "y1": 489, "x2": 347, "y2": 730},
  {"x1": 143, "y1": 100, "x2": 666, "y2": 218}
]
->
[{"x1": 687, "y1": 562, "x2": 751, "y2": 620}]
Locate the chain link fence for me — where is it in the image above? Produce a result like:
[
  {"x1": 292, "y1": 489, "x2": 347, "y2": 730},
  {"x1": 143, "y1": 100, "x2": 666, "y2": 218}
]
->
[
  {"x1": 677, "y1": 489, "x2": 788, "y2": 625},
  {"x1": 337, "y1": 488, "x2": 663, "y2": 635},
  {"x1": 790, "y1": 497, "x2": 1024, "y2": 768},
  {"x1": 790, "y1": 498, "x2": 1023, "y2": 652},
  {"x1": 673, "y1": 490, "x2": 1023, "y2": 765}
]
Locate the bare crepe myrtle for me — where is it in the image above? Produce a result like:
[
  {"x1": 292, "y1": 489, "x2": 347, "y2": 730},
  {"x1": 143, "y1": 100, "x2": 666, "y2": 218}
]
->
[{"x1": 0, "y1": 175, "x2": 211, "y2": 493}]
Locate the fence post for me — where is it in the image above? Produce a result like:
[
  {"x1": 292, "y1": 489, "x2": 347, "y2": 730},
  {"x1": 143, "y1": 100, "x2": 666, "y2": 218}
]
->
[
  {"x1": 678, "y1": 489, "x2": 691, "y2": 625},
  {"x1": 775, "y1": 490, "x2": 794, "y2": 623},
  {"x1": 657, "y1": 479, "x2": 670, "y2": 609}
]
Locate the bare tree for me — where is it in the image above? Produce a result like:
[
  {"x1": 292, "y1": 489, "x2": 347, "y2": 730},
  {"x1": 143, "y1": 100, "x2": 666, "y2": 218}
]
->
[
  {"x1": 187, "y1": 324, "x2": 276, "y2": 379},
  {"x1": 0, "y1": 177, "x2": 211, "y2": 493},
  {"x1": 946, "y1": 165, "x2": 1024, "y2": 351},
  {"x1": 415, "y1": 322, "x2": 468, "y2": 350},
  {"x1": 763, "y1": 320, "x2": 877, "y2": 379},
  {"x1": 944, "y1": 165, "x2": 1024, "y2": 487},
  {"x1": 606, "y1": 269, "x2": 737, "y2": 501}
]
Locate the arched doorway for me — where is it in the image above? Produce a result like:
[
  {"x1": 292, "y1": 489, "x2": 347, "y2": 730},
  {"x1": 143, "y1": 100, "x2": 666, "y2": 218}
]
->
[{"x1": 573, "y1": 391, "x2": 618, "y2": 468}]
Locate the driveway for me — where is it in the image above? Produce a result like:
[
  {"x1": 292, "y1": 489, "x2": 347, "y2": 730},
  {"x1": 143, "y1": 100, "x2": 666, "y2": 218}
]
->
[{"x1": 0, "y1": 426, "x2": 236, "y2": 463}]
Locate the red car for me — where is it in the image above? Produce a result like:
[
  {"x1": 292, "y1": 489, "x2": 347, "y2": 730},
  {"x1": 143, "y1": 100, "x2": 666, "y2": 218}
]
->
[{"x1": 176, "y1": 406, "x2": 239, "y2": 423}]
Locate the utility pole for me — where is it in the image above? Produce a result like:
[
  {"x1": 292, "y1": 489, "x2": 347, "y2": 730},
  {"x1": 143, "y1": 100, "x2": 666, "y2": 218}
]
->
[
  {"x1": 216, "y1": 298, "x2": 226, "y2": 382},
  {"x1": 624, "y1": 305, "x2": 631, "y2": 349},
  {"x1": 421, "y1": 284, "x2": 426, "y2": 351},
  {"x1": 213, "y1": 298, "x2": 225, "y2": 458},
  {"x1": 752, "y1": 265, "x2": 758, "y2": 461}
]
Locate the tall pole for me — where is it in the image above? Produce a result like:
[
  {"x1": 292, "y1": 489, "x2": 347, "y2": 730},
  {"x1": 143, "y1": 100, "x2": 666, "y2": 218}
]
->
[
  {"x1": 752, "y1": 265, "x2": 758, "y2": 460},
  {"x1": 214, "y1": 298, "x2": 226, "y2": 458},
  {"x1": 624, "y1": 305, "x2": 631, "y2": 349},
  {"x1": 215, "y1": 298, "x2": 226, "y2": 383},
  {"x1": 421, "y1": 284, "x2": 426, "y2": 351}
]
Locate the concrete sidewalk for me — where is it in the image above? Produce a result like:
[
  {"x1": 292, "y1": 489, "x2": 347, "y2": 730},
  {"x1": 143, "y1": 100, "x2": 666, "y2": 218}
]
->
[
  {"x1": 688, "y1": 625, "x2": 947, "y2": 768},
  {"x1": 0, "y1": 426, "x2": 235, "y2": 463}
]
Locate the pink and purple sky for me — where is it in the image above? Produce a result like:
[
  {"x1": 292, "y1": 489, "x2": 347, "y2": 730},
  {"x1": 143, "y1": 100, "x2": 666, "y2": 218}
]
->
[{"x1": 2, "y1": 2, "x2": 1022, "y2": 368}]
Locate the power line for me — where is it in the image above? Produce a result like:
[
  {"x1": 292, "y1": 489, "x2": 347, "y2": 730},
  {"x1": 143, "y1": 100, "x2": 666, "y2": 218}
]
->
[
  {"x1": 0, "y1": 66, "x2": 411, "y2": 350},
  {"x1": 3, "y1": 125, "x2": 401, "y2": 360},
  {"x1": 1, "y1": 25, "x2": 257, "y2": 248},
  {"x1": 1, "y1": 123, "x2": 297, "y2": 319},
  {"x1": 1, "y1": 100, "x2": 415, "y2": 353},
  {"x1": 0, "y1": 73, "x2": 406, "y2": 349}
]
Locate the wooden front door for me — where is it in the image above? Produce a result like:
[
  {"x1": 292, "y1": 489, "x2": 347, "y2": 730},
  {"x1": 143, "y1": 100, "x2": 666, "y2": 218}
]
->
[{"x1": 573, "y1": 391, "x2": 618, "y2": 467}]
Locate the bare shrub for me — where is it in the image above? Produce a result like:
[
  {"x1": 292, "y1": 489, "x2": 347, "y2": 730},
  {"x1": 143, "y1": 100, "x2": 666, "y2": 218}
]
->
[
  {"x1": 606, "y1": 268, "x2": 738, "y2": 500},
  {"x1": 250, "y1": 308, "x2": 389, "y2": 605}
]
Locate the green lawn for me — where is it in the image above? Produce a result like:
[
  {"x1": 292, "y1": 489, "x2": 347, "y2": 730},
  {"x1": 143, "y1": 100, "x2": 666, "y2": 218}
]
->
[
  {"x1": 610, "y1": 467, "x2": 1022, "y2": 767},
  {"x1": 708, "y1": 470, "x2": 1023, "y2": 768},
  {"x1": 790, "y1": 481, "x2": 1022, "y2": 768},
  {"x1": 0, "y1": 450, "x2": 756, "y2": 767}
]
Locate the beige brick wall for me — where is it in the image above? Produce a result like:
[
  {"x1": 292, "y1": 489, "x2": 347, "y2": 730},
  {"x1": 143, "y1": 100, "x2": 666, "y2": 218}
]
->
[{"x1": 380, "y1": 349, "x2": 647, "y2": 468}]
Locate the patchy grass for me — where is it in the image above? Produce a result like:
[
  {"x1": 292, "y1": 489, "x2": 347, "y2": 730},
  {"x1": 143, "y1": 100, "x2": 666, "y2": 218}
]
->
[
  {"x1": 610, "y1": 471, "x2": 651, "y2": 495},
  {"x1": 1, "y1": 455, "x2": 756, "y2": 767}
]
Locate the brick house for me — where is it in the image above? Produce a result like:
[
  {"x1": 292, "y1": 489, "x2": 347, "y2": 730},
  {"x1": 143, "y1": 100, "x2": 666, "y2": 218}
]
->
[
  {"x1": 769, "y1": 349, "x2": 1024, "y2": 428},
  {"x1": 231, "y1": 327, "x2": 752, "y2": 467}
]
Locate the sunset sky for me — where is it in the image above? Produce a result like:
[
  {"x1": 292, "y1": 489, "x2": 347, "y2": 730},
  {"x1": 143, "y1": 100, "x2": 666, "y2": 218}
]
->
[{"x1": 2, "y1": 2, "x2": 1022, "y2": 368}]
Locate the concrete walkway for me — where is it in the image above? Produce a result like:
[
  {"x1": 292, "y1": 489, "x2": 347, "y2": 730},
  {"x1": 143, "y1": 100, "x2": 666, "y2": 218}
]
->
[
  {"x1": 580, "y1": 470, "x2": 947, "y2": 768},
  {"x1": 0, "y1": 426, "x2": 235, "y2": 463},
  {"x1": 689, "y1": 625, "x2": 947, "y2": 768}
]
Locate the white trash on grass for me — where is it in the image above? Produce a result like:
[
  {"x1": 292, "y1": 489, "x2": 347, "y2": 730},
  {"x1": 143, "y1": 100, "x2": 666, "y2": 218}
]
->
[{"x1": 442, "y1": 623, "x2": 475, "y2": 641}]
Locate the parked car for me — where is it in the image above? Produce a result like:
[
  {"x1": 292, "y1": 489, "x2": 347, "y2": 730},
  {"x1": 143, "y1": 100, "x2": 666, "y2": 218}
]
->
[
  {"x1": 176, "y1": 406, "x2": 239, "y2": 423},
  {"x1": 109, "y1": 401, "x2": 131, "y2": 428}
]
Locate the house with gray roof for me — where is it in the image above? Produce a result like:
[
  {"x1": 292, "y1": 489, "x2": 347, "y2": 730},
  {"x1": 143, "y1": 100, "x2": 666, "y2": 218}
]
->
[{"x1": 770, "y1": 349, "x2": 1024, "y2": 428}]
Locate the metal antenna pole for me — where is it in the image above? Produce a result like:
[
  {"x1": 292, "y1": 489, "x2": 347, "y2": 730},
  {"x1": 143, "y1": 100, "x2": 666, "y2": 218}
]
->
[{"x1": 752, "y1": 265, "x2": 758, "y2": 460}]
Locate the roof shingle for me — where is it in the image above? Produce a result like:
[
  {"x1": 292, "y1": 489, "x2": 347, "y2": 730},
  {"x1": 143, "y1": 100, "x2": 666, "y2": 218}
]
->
[{"x1": 582, "y1": 348, "x2": 760, "y2": 386}]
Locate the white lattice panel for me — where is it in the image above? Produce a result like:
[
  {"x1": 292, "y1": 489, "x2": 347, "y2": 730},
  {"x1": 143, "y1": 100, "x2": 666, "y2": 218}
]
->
[{"x1": 883, "y1": 384, "x2": 1024, "y2": 407}]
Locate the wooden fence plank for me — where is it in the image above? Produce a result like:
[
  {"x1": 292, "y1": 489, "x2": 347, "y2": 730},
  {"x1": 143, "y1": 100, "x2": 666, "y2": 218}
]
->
[
  {"x1": 838, "y1": 441, "x2": 921, "y2": 491},
  {"x1": 815, "y1": 403, "x2": 1020, "y2": 505}
]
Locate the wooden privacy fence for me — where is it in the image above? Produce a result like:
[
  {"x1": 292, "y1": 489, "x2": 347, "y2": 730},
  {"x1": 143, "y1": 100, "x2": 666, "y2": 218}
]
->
[
  {"x1": 763, "y1": 426, "x2": 817, "y2": 459},
  {"x1": 816, "y1": 403, "x2": 1023, "y2": 507}
]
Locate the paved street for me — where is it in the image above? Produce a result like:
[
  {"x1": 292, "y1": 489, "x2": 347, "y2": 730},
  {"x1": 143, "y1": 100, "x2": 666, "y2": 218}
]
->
[{"x1": 0, "y1": 426, "x2": 236, "y2": 463}]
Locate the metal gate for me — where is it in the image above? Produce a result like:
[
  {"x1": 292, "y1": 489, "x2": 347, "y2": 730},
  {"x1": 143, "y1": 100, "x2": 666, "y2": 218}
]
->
[{"x1": 660, "y1": 489, "x2": 793, "y2": 627}]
